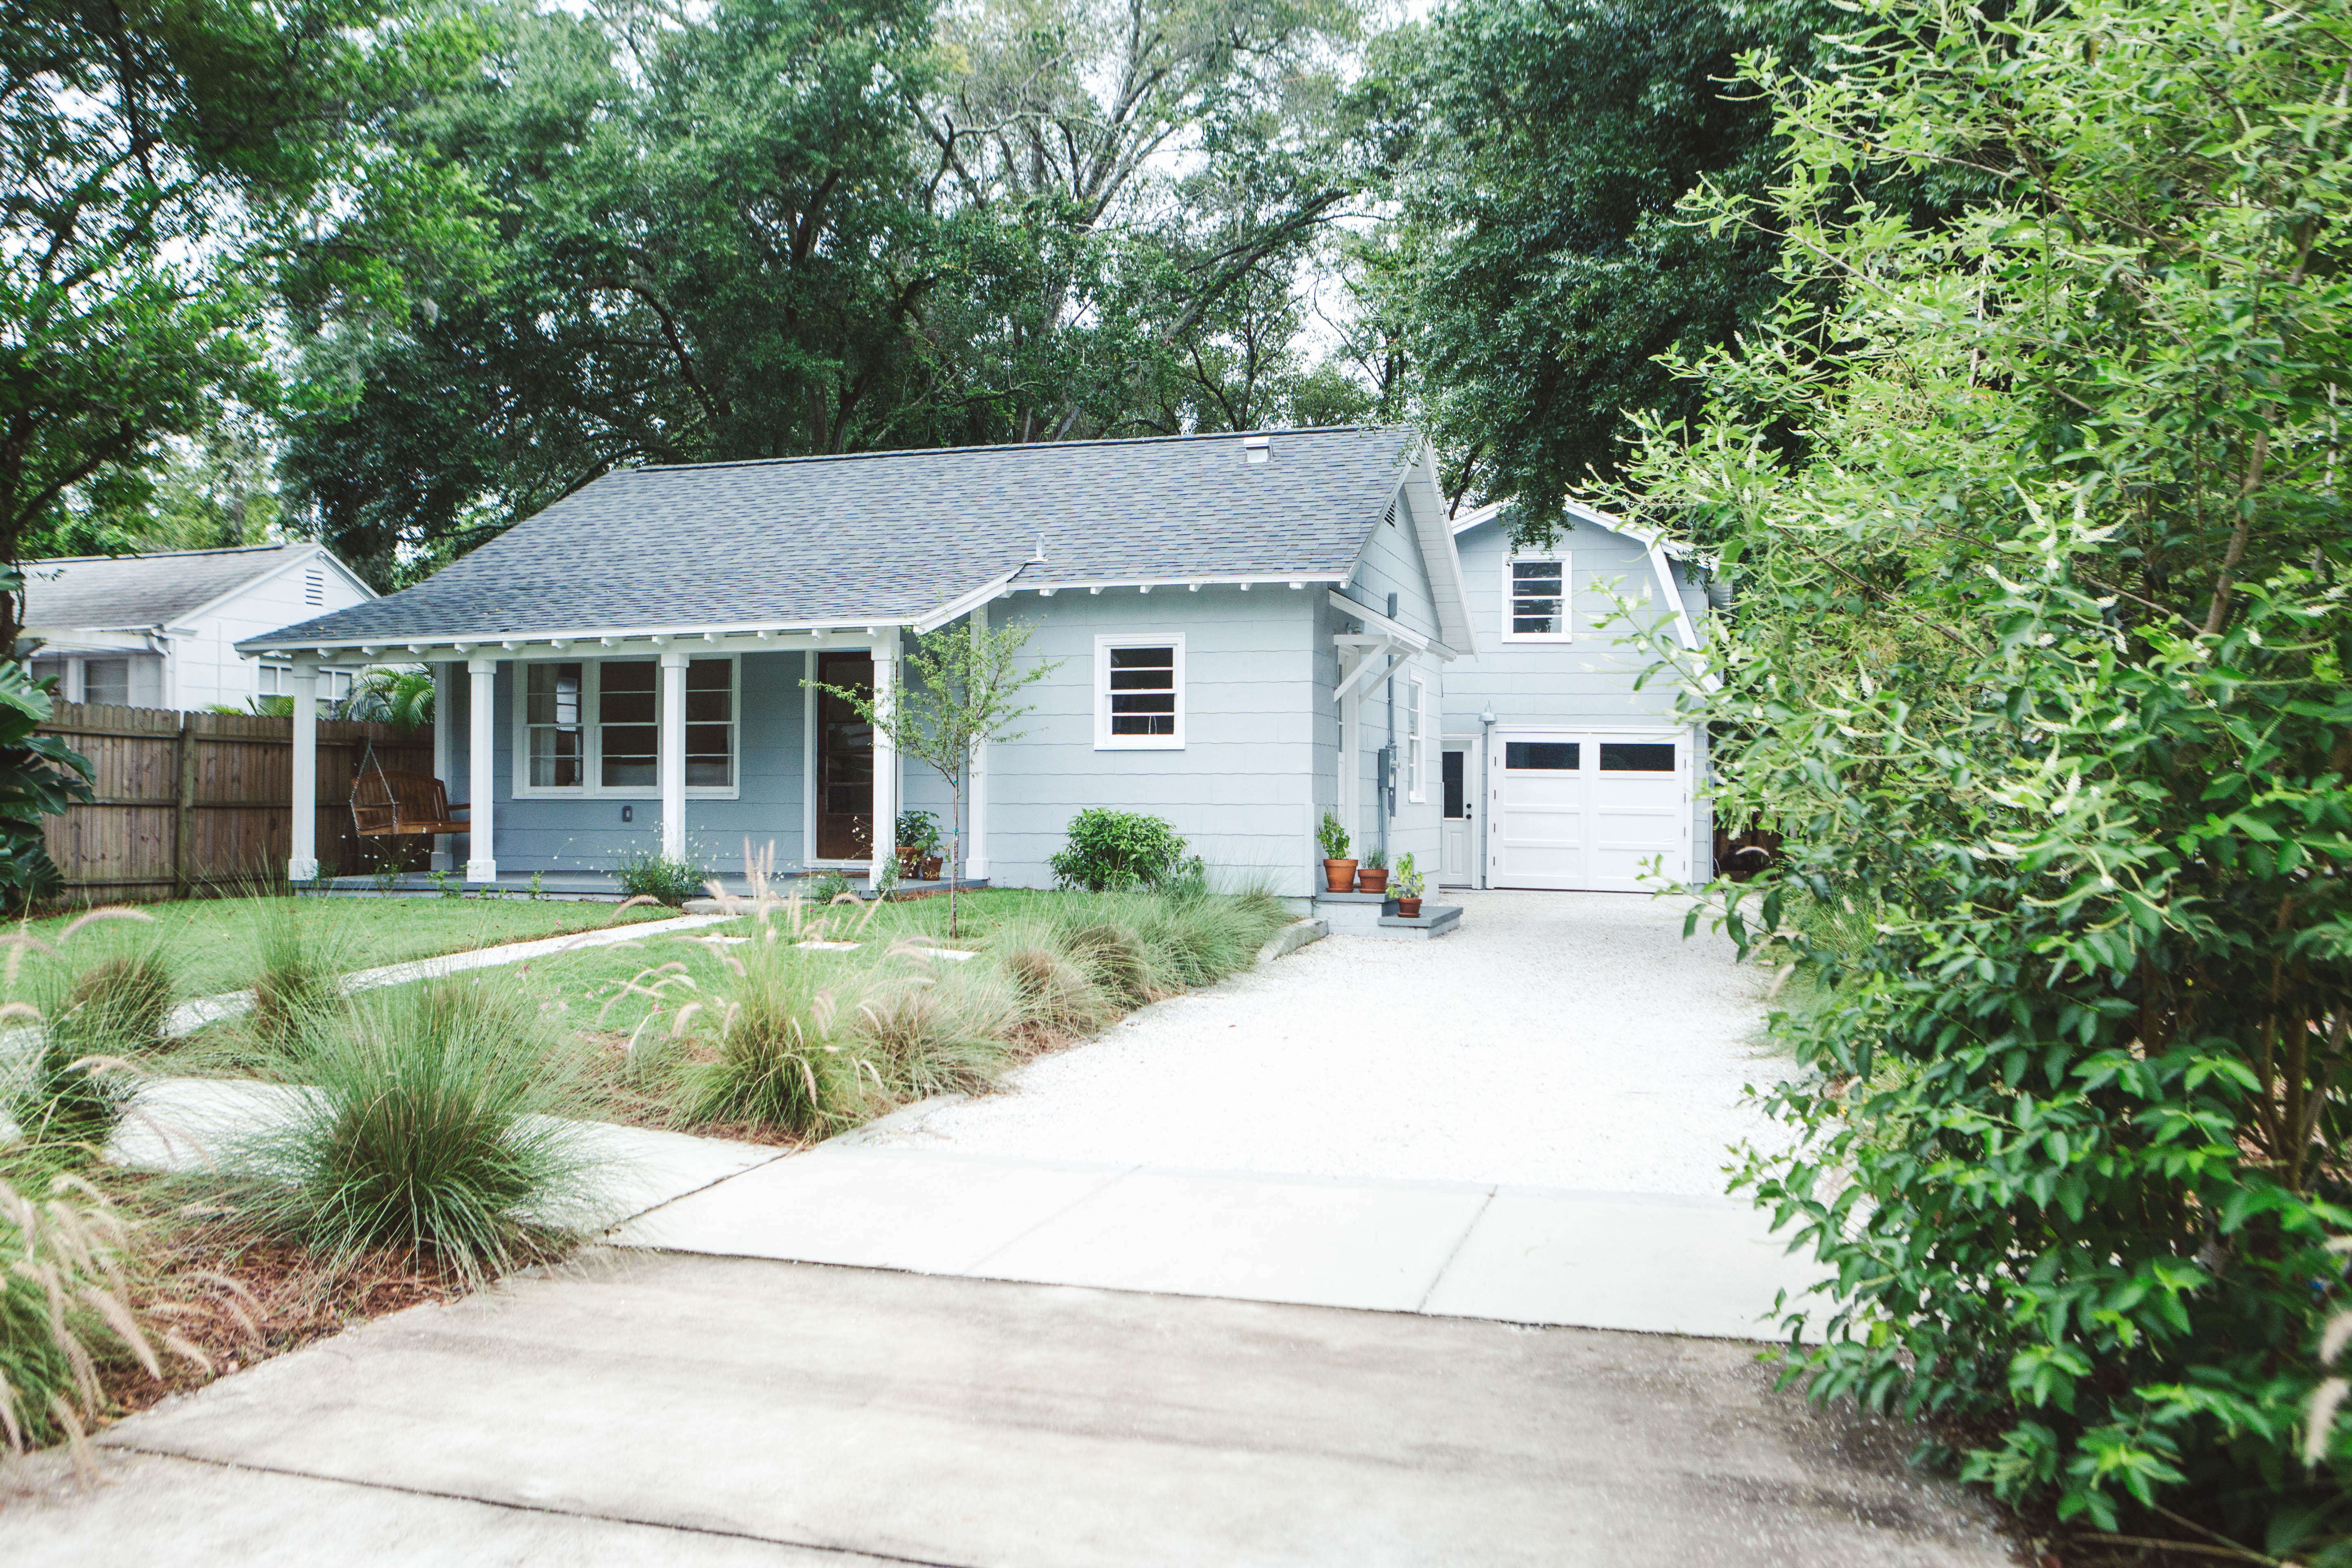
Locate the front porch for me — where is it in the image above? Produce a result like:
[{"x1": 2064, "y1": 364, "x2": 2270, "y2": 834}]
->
[
  {"x1": 305, "y1": 868, "x2": 990, "y2": 902},
  {"x1": 276, "y1": 633, "x2": 998, "y2": 893}
]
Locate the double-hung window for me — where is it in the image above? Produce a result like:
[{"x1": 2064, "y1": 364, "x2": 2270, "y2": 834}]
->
[
  {"x1": 514, "y1": 657, "x2": 738, "y2": 797},
  {"x1": 1094, "y1": 635, "x2": 1184, "y2": 750},
  {"x1": 1504, "y1": 553, "x2": 1572, "y2": 641}
]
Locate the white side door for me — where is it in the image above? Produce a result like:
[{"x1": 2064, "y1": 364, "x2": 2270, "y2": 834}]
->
[
  {"x1": 1489, "y1": 729, "x2": 1690, "y2": 892},
  {"x1": 1439, "y1": 737, "x2": 1480, "y2": 886}
]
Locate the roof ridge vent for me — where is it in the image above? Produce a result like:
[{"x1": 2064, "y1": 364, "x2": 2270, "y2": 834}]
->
[{"x1": 1242, "y1": 432, "x2": 1271, "y2": 465}]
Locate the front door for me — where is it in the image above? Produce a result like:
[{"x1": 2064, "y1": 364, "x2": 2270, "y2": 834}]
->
[
  {"x1": 815, "y1": 652, "x2": 874, "y2": 861},
  {"x1": 1489, "y1": 730, "x2": 1689, "y2": 891},
  {"x1": 1440, "y1": 741, "x2": 1477, "y2": 886}
]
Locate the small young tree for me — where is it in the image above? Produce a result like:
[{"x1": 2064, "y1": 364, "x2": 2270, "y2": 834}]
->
[{"x1": 818, "y1": 616, "x2": 1058, "y2": 937}]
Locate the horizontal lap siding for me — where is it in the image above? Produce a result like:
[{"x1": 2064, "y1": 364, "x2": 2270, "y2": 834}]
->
[
  {"x1": 987, "y1": 591, "x2": 1320, "y2": 896},
  {"x1": 450, "y1": 652, "x2": 806, "y2": 877}
]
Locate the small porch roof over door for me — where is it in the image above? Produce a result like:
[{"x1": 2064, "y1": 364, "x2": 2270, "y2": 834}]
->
[{"x1": 237, "y1": 426, "x2": 1425, "y2": 660}]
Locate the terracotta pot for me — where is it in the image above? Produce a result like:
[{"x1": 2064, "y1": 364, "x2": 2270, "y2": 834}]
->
[
  {"x1": 1396, "y1": 895, "x2": 1423, "y2": 918},
  {"x1": 1357, "y1": 869, "x2": 1390, "y2": 895},
  {"x1": 919, "y1": 855, "x2": 943, "y2": 880},
  {"x1": 1322, "y1": 858, "x2": 1358, "y2": 893}
]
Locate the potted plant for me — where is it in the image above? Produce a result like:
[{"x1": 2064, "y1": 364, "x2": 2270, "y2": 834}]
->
[
  {"x1": 1393, "y1": 853, "x2": 1425, "y2": 918},
  {"x1": 1317, "y1": 811, "x2": 1356, "y2": 893},
  {"x1": 1357, "y1": 843, "x2": 1390, "y2": 895},
  {"x1": 896, "y1": 809, "x2": 941, "y2": 878}
]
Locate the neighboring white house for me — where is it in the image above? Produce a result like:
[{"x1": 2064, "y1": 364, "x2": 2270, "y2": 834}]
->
[
  {"x1": 22, "y1": 543, "x2": 376, "y2": 710},
  {"x1": 1438, "y1": 499, "x2": 1712, "y2": 892}
]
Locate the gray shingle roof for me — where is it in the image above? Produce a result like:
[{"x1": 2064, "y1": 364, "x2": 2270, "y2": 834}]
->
[
  {"x1": 241, "y1": 427, "x2": 1417, "y2": 648},
  {"x1": 24, "y1": 544, "x2": 322, "y2": 632}
]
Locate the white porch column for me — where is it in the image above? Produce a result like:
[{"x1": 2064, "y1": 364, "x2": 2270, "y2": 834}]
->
[
  {"x1": 430, "y1": 662, "x2": 454, "y2": 871},
  {"x1": 466, "y1": 655, "x2": 497, "y2": 882},
  {"x1": 658, "y1": 649, "x2": 688, "y2": 862},
  {"x1": 288, "y1": 665, "x2": 319, "y2": 884},
  {"x1": 870, "y1": 634, "x2": 899, "y2": 886},
  {"x1": 964, "y1": 603, "x2": 989, "y2": 881},
  {"x1": 1337, "y1": 681, "x2": 1360, "y2": 853}
]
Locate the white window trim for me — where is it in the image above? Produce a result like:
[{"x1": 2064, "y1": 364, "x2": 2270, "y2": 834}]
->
[
  {"x1": 1501, "y1": 550, "x2": 1575, "y2": 643},
  {"x1": 510, "y1": 655, "x2": 742, "y2": 800},
  {"x1": 1093, "y1": 633, "x2": 1185, "y2": 751},
  {"x1": 1407, "y1": 672, "x2": 1429, "y2": 804}
]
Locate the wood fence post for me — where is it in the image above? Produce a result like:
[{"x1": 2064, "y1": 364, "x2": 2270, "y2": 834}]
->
[{"x1": 174, "y1": 712, "x2": 198, "y2": 898}]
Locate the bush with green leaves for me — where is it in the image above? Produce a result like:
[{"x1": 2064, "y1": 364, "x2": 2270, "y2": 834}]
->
[
  {"x1": 615, "y1": 845, "x2": 704, "y2": 906},
  {"x1": 895, "y1": 810, "x2": 940, "y2": 854},
  {"x1": 1048, "y1": 808, "x2": 1190, "y2": 893},
  {"x1": 223, "y1": 978, "x2": 599, "y2": 1285},
  {"x1": 1610, "y1": 0, "x2": 2352, "y2": 1549},
  {"x1": 0, "y1": 636, "x2": 94, "y2": 910}
]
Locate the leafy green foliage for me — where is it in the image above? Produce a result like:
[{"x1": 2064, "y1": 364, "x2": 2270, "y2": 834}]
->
[
  {"x1": 223, "y1": 978, "x2": 597, "y2": 1285},
  {"x1": 1316, "y1": 809, "x2": 1350, "y2": 861},
  {"x1": 1050, "y1": 809, "x2": 1192, "y2": 893},
  {"x1": 0, "y1": 0, "x2": 485, "y2": 609},
  {"x1": 1357, "y1": 0, "x2": 1844, "y2": 519},
  {"x1": 1392, "y1": 852, "x2": 1423, "y2": 899},
  {"x1": 614, "y1": 846, "x2": 704, "y2": 906},
  {"x1": 0, "y1": 629, "x2": 94, "y2": 908},
  {"x1": 895, "y1": 811, "x2": 942, "y2": 855},
  {"x1": 1616, "y1": 0, "x2": 2352, "y2": 1546},
  {"x1": 281, "y1": 0, "x2": 1372, "y2": 586}
]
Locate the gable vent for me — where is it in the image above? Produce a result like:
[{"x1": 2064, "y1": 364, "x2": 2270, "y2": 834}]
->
[
  {"x1": 304, "y1": 569, "x2": 325, "y2": 606},
  {"x1": 1382, "y1": 499, "x2": 1397, "y2": 528},
  {"x1": 1242, "y1": 433, "x2": 1270, "y2": 465}
]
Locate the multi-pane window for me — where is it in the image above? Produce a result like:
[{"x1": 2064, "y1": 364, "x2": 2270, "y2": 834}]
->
[
  {"x1": 82, "y1": 658, "x2": 129, "y2": 706},
  {"x1": 685, "y1": 658, "x2": 735, "y2": 786},
  {"x1": 1506, "y1": 555, "x2": 1570, "y2": 640},
  {"x1": 513, "y1": 657, "x2": 737, "y2": 795},
  {"x1": 599, "y1": 661, "x2": 658, "y2": 787},
  {"x1": 258, "y1": 663, "x2": 351, "y2": 701},
  {"x1": 1096, "y1": 637, "x2": 1183, "y2": 748},
  {"x1": 1506, "y1": 741, "x2": 1579, "y2": 771},
  {"x1": 527, "y1": 662, "x2": 584, "y2": 787}
]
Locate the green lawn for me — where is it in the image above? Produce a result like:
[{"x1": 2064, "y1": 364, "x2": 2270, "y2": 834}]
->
[{"x1": 17, "y1": 894, "x2": 675, "y2": 1000}]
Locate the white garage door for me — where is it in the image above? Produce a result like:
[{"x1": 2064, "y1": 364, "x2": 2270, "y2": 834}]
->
[{"x1": 1489, "y1": 730, "x2": 1690, "y2": 892}]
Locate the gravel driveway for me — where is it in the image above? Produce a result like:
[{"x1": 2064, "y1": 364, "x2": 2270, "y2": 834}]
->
[{"x1": 865, "y1": 889, "x2": 1786, "y2": 1197}]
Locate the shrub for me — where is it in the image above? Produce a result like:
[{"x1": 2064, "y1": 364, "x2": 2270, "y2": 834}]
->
[
  {"x1": 223, "y1": 978, "x2": 598, "y2": 1285},
  {"x1": 1392, "y1": 853, "x2": 1424, "y2": 899},
  {"x1": 894, "y1": 810, "x2": 941, "y2": 854},
  {"x1": 673, "y1": 937, "x2": 875, "y2": 1135},
  {"x1": 615, "y1": 845, "x2": 704, "y2": 906},
  {"x1": 1048, "y1": 808, "x2": 1189, "y2": 893}
]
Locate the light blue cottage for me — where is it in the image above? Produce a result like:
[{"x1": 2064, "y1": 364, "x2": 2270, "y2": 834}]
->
[
  {"x1": 1437, "y1": 499, "x2": 1714, "y2": 891},
  {"x1": 238, "y1": 428, "x2": 1476, "y2": 902}
]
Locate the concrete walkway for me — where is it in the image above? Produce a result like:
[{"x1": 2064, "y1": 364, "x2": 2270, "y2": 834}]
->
[
  {"x1": 611, "y1": 890, "x2": 1829, "y2": 1341},
  {"x1": 3, "y1": 1252, "x2": 2011, "y2": 1568}
]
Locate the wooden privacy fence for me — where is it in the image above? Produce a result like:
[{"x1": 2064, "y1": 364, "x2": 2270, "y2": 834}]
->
[{"x1": 36, "y1": 702, "x2": 439, "y2": 900}]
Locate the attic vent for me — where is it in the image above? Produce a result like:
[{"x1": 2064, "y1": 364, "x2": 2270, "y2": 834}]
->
[
  {"x1": 1382, "y1": 500, "x2": 1397, "y2": 528},
  {"x1": 304, "y1": 569, "x2": 325, "y2": 606},
  {"x1": 1242, "y1": 433, "x2": 1270, "y2": 465}
]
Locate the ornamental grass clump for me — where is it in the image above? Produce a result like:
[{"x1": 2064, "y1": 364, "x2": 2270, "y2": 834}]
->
[
  {"x1": 8, "y1": 918, "x2": 173, "y2": 1147},
  {"x1": 0, "y1": 1170, "x2": 188, "y2": 1465},
  {"x1": 247, "y1": 895, "x2": 352, "y2": 1056},
  {"x1": 224, "y1": 978, "x2": 598, "y2": 1286},
  {"x1": 984, "y1": 917, "x2": 1118, "y2": 1039},
  {"x1": 673, "y1": 933, "x2": 876, "y2": 1136},
  {"x1": 851, "y1": 952, "x2": 1022, "y2": 1100}
]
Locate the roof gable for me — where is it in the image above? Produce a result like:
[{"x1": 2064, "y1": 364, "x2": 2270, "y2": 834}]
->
[
  {"x1": 22, "y1": 544, "x2": 364, "y2": 633},
  {"x1": 243, "y1": 427, "x2": 1420, "y2": 649}
]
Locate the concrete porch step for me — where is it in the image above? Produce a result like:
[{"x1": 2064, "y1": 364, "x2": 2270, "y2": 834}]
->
[{"x1": 1376, "y1": 904, "x2": 1462, "y2": 940}]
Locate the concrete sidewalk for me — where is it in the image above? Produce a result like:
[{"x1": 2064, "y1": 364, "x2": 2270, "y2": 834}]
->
[
  {"x1": 614, "y1": 1144, "x2": 1830, "y2": 1340},
  {"x1": 0, "y1": 1252, "x2": 2009, "y2": 1568}
]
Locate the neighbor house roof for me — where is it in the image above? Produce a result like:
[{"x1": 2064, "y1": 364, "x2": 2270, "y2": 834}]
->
[
  {"x1": 23, "y1": 543, "x2": 366, "y2": 633},
  {"x1": 238, "y1": 427, "x2": 1425, "y2": 652}
]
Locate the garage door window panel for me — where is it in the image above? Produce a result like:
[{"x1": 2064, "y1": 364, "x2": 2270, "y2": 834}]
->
[
  {"x1": 1505, "y1": 741, "x2": 1579, "y2": 771},
  {"x1": 1599, "y1": 742, "x2": 1677, "y2": 773}
]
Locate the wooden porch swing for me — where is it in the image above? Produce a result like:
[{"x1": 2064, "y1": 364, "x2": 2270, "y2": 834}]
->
[{"x1": 350, "y1": 741, "x2": 470, "y2": 839}]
